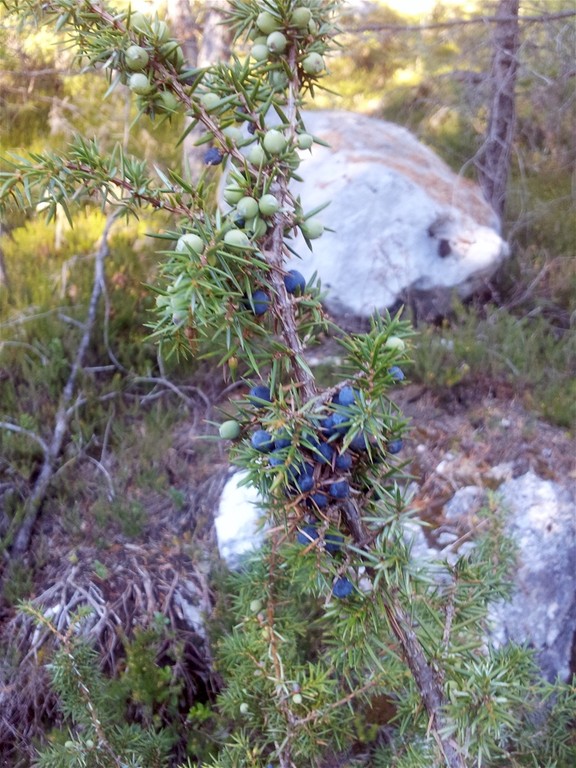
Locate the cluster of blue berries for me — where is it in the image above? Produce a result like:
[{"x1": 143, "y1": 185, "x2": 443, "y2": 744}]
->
[
  {"x1": 243, "y1": 269, "x2": 306, "y2": 318},
  {"x1": 247, "y1": 379, "x2": 405, "y2": 598}
]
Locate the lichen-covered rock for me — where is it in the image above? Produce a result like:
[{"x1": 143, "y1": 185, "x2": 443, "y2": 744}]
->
[
  {"x1": 214, "y1": 471, "x2": 266, "y2": 568},
  {"x1": 489, "y1": 471, "x2": 576, "y2": 682},
  {"x1": 216, "y1": 469, "x2": 576, "y2": 682},
  {"x1": 287, "y1": 110, "x2": 509, "y2": 321}
]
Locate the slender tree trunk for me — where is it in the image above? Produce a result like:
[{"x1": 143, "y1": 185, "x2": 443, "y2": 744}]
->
[
  {"x1": 166, "y1": 0, "x2": 199, "y2": 65},
  {"x1": 167, "y1": 0, "x2": 232, "y2": 180},
  {"x1": 0, "y1": 222, "x2": 9, "y2": 290},
  {"x1": 475, "y1": 0, "x2": 521, "y2": 222}
]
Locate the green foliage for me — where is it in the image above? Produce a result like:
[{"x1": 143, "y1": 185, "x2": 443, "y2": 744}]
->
[
  {"x1": 411, "y1": 302, "x2": 576, "y2": 428},
  {"x1": 0, "y1": 1, "x2": 574, "y2": 767},
  {"x1": 21, "y1": 608, "x2": 175, "y2": 768}
]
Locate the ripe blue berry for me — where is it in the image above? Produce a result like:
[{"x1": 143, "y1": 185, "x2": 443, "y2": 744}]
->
[
  {"x1": 331, "y1": 413, "x2": 349, "y2": 435},
  {"x1": 388, "y1": 438, "x2": 403, "y2": 454},
  {"x1": 268, "y1": 452, "x2": 284, "y2": 467},
  {"x1": 325, "y1": 532, "x2": 344, "y2": 554},
  {"x1": 295, "y1": 471, "x2": 314, "y2": 493},
  {"x1": 335, "y1": 386, "x2": 357, "y2": 406},
  {"x1": 329, "y1": 480, "x2": 350, "y2": 499},
  {"x1": 349, "y1": 433, "x2": 368, "y2": 452},
  {"x1": 316, "y1": 443, "x2": 334, "y2": 465},
  {"x1": 389, "y1": 366, "x2": 405, "y2": 381},
  {"x1": 249, "y1": 385, "x2": 272, "y2": 404},
  {"x1": 249, "y1": 290, "x2": 270, "y2": 316},
  {"x1": 283, "y1": 269, "x2": 306, "y2": 295},
  {"x1": 274, "y1": 431, "x2": 292, "y2": 450},
  {"x1": 308, "y1": 492, "x2": 328, "y2": 509},
  {"x1": 303, "y1": 432, "x2": 322, "y2": 452},
  {"x1": 333, "y1": 576, "x2": 354, "y2": 599},
  {"x1": 320, "y1": 415, "x2": 335, "y2": 435},
  {"x1": 297, "y1": 524, "x2": 319, "y2": 545},
  {"x1": 335, "y1": 451, "x2": 353, "y2": 470},
  {"x1": 204, "y1": 147, "x2": 223, "y2": 165},
  {"x1": 251, "y1": 429, "x2": 274, "y2": 453}
]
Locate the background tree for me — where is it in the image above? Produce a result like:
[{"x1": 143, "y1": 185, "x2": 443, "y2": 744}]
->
[{"x1": 475, "y1": 0, "x2": 520, "y2": 219}]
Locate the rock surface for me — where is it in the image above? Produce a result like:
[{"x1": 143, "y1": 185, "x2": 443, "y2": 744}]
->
[
  {"x1": 215, "y1": 471, "x2": 266, "y2": 569},
  {"x1": 490, "y1": 472, "x2": 576, "y2": 682},
  {"x1": 285, "y1": 110, "x2": 509, "y2": 321},
  {"x1": 216, "y1": 404, "x2": 576, "y2": 680}
]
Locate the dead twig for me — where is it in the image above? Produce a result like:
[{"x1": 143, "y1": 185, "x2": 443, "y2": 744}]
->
[{"x1": 0, "y1": 212, "x2": 120, "y2": 570}]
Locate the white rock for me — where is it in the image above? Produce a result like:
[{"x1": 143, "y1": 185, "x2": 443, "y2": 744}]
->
[
  {"x1": 286, "y1": 110, "x2": 509, "y2": 320},
  {"x1": 215, "y1": 471, "x2": 267, "y2": 568},
  {"x1": 489, "y1": 471, "x2": 576, "y2": 682}
]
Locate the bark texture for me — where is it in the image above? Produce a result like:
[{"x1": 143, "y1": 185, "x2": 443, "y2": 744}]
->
[
  {"x1": 167, "y1": 0, "x2": 233, "y2": 180},
  {"x1": 475, "y1": 0, "x2": 521, "y2": 221}
]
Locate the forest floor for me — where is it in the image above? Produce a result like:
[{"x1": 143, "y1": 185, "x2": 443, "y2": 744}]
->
[{"x1": 1, "y1": 373, "x2": 575, "y2": 763}]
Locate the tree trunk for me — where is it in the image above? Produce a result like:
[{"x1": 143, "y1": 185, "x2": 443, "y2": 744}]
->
[
  {"x1": 475, "y1": 0, "x2": 521, "y2": 222},
  {"x1": 167, "y1": 0, "x2": 232, "y2": 181},
  {"x1": 0, "y1": 222, "x2": 9, "y2": 290},
  {"x1": 166, "y1": 0, "x2": 199, "y2": 66}
]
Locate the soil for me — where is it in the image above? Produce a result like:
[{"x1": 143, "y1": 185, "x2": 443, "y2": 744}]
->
[{"x1": 394, "y1": 381, "x2": 576, "y2": 523}]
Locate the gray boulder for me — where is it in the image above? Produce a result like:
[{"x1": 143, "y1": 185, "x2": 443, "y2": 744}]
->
[
  {"x1": 286, "y1": 110, "x2": 509, "y2": 321},
  {"x1": 489, "y1": 472, "x2": 576, "y2": 682},
  {"x1": 215, "y1": 470, "x2": 576, "y2": 681}
]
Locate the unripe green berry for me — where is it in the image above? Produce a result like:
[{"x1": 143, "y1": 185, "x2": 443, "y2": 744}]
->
[
  {"x1": 222, "y1": 125, "x2": 243, "y2": 144},
  {"x1": 156, "y1": 90, "x2": 179, "y2": 112},
  {"x1": 246, "y1": 216, "x2": 267, "y2": 238},
  {"x1": 302, "y1": 52, "x2": 325, "y2": 75},
  {"x1": 176, "y1": 233, "x2": 204, "y2": 255},
  {"x1": 248, "y1": 145, "x2": 266, "y2": 165},
  {"x1": 385, "y1": 335, "x2": 406, "y2": 351},
  {"x1": 267, "y1": 31, "x2": 287, "y2": 54},
  {"x1": 251, "y1": 44, "x2": 269, "y2": 62},
  {"x1": 224, "y1": 229, "x2": 250, "y2": 248},
  {"x1": 85, "y1": 740, "x2": 95, "y2": 750},
  {"x1": 151, "y1": 20, "x2": 170, "y2": 44},
  {"x1": 129, "y1": 11, "x2": 149, "y2": 34},
  {"x1": 239, "y1": 702, "x2": 250, "y2": 715},
  {"x1": 292, "y1": 693, "x2": 303, "y2": 705},
  {"x1": 270, "y1": 70, "x2": 289, "y2": 90},
  {"x1": 249, "y1": 599, "x2": 263, "y2": 612},
  {"x1": 258, "y1": 194, "x2": 280, "y2": 215},
  {"x1": 219, "y1": 420, "x2": 241, "y2": 439},
  {"x1": 237, "y1": 196, "x2": 259, "y2": 219},
  {"x1": 159, "y1": 41, "x2": 184, "y2": 69},
  {"x1": 128, "y1": 73, "x2": 153, "y2": 95},
  {"x1": 256, "y1": 11, "x2": 281, "y2": 34},
  {"x1": 200, "y1": 92, "x2": 220, "y2": 111},
  {"x1": 291, "y1": 7, "x2": 312, "y2": 28},
  {"x1": 263, "y1": 129, "x2": 287, "y2": 155},
  {"x1": 285, "y1": 151, "x2": 301, "y2": 170},
  {"x1": 297, "y1": 132, "x2": 314, "y2": 150},
  {"x1": 301, "y1": 218, "x2": 324, "y2": 239},
  {"x1": 223, "y1": 185, "x2": 244, "y2": 205},
  {"x1": 308, "y1": 19, "x2": 319, "y2": 34},
  {"x1": 125, "y1": 45, "x2": 149, "y2": 71}
]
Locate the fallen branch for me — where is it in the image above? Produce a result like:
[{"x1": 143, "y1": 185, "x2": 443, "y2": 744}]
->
[{"x1": 1, "y1": 212, "x2": 120, "y2": 567}]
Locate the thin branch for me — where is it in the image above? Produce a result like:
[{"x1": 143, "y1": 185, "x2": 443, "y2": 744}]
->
[
  {"x1": 348, "y1": 10, "x2": 576, "y2": 34},
  {"x1": 2, "y1": 212, "x2": 120, "y2": 563},
  {"x1": 0, "y1": 422, "x2": 49, "y2": 456}
]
